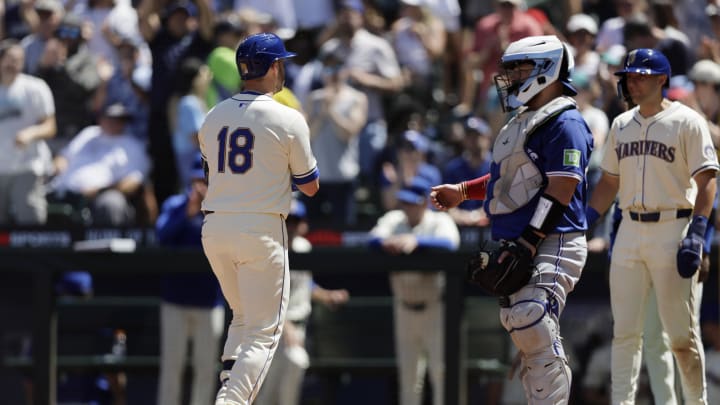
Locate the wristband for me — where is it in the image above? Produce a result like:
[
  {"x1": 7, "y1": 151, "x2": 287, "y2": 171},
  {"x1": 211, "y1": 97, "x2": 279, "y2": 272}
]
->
[
  {"x1": 688, "y1": 215, "x2": 708, "y2": 240},
  {"x1": 461, "y1": 173, "x2": 490, "y2": 201},
  {"x1": 586, "y1": 206, "x2": 601, "y2": 227},
  {"x1": 520, "y1": 194, "x2": 568, "y2": 249}
]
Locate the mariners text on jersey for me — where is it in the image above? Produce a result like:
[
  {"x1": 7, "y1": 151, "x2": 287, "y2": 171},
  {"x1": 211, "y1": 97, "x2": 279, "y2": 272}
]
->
[{"x1": 615, "y1": 140, "x2": 676, "y2": 162}]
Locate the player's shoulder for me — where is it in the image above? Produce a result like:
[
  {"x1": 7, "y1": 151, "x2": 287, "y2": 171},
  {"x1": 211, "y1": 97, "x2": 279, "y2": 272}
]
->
[
  {"x1": 668, "y1": 101, "x2": 705, "y2": 121},
  {"x1": 556, "y1": 104, "x2": 587, "y2": 123},
  {"x1": 610, "y1": 108, "x2": 637, "y2": 128}
]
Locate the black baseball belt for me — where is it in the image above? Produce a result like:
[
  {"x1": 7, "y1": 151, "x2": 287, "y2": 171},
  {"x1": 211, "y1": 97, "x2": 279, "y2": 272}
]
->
[{"x1": 628, "y1": 208, "x2": 692, "y2": 223}]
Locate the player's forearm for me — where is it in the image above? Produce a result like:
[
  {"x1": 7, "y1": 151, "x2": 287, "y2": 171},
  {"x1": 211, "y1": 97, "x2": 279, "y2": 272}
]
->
[
  {"x1": 692, "y1": 170, "x2": 717, "y2": 218},
  {"x1": 587, "y1": 173, "x2": 619, "y2": 215},
  {"x1": 543, "y1": 176, "x2": 579, "y2": 206}
]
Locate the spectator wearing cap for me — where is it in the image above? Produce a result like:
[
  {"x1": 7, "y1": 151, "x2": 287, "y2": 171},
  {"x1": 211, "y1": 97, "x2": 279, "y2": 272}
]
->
[
  {"x1": 304, "y1": 43, "x2": 367, "y2": 226},
  {"x1": 94, "y1": 34, "x2": 151, "y2": 141},
  {"x1": 380, "y1": 129, "x2": 441, "y2": 211},
  {"x1": 455, "y1": 0, "x2": 543, "y2": 117},
  {"x1": 440, "y1": 116, "x2": 491, "y2": 227},
  {"x1": 684, "y1": 59, "x2": 720, "y2": 147},
  {"x1": 138, "y1": 0, "x2": 214, "y2": 204},
  {"x1": 317, "y1": 0, "x2": 404, "y2": 187},
  {"x1": 368, "y1": 175, "x2": 460, "y2": 405},
  {"x1": 391, "y1": 0, "x2": 446, "y2": 102},
  {"x1": 155, "y1": 152, "x2": 225, "y2": 405},
  {"x1": 35, "y1": 12, "x2": 111, "y2": 154},
  {"x1": 566, "y1": 13, "x2": 600, "y2": 78},
  {"x1": 254, "y1": 199, "x2": 349, "y2": 405},
  {"x1": 0, "y1": 41, "x2": 56, "y2": 225},
  {"x1": 19, "y1": 0, "x2": 64, "y2": 75},
  {"x1": 48, "y1": 102, "x2": 150, "y2": 226}
]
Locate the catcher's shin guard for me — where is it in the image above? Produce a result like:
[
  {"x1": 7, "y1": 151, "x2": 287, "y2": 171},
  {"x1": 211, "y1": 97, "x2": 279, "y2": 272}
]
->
[
  {"x1": 501, "y1": 288, "x2": 571, "y2": 404},
  {"x1": 520, "y1": 354, "x2": 571, "y2": 404}
]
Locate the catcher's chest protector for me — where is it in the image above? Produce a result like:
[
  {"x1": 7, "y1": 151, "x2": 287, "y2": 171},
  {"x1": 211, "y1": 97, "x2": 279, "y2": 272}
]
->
[{"x1": 488, "y1": 96, "x2": 577, "y2": 215}]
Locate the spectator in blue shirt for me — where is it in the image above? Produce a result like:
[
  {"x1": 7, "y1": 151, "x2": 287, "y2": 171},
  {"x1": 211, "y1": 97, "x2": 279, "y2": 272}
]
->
[{"x1": 441, "y1": 116, "x2": 492, "y2": 227}]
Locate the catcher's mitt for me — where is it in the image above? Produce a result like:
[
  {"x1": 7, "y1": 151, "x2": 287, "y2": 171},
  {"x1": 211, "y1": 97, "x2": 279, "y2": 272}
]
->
[{"x1": 466, "y1": 240, "x2": 534, "y2": 296}]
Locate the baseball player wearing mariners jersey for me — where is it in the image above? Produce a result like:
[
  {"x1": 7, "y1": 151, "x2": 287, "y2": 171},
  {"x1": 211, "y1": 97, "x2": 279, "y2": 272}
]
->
[
  {"x1": 431, "y1": 35, "x2": 593, "y2": 404},
  {"x1": 586, "y1": 48, "x2": 718, "y2": 405},
  {"x1": 198, "y1": 32, "x2": 319, "y2": 405},
  {"x1": 369, "y1": 176, "x2": 460, "y2": 405}
]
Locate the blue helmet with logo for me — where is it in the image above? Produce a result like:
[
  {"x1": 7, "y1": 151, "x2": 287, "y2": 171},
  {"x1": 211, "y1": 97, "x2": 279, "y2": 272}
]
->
[
  {"x1": 614, "y1": 48, "x2": 671, "y2": 103},
  {"x1": 615, "y1": 48, "x2": 671, "y2": 84},
  {"x1": 235, "y1": 32, "x2": 296, "y2": 80}
]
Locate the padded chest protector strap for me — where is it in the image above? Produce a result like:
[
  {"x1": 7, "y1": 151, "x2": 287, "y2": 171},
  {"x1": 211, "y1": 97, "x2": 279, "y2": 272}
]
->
[{"x1": 488, "y1": 96, "x2": 577, "y2": 215}]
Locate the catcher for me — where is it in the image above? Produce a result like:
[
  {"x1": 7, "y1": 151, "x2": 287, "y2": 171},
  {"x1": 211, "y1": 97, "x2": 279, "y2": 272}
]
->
[{"x1": 430, "y1": 35, "x2": 593, "y2": 404}]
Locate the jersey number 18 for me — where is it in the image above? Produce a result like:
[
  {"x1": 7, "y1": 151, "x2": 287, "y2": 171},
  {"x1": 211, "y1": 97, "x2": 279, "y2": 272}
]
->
[{"x1": 217, "y1": 126, "x2": 255, "y2": 174}]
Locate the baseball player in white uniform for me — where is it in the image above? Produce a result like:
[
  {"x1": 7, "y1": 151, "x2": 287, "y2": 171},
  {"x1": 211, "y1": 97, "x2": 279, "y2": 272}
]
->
[
  {"x1": 198, "y1": 33, "x2": 319, "y2": 405},
  {"x1": 587, "y1": 48, "x2": 719, "y2": 405},
  {"x1": 369, "y1": 176, "x2": 460, "y2": 405}
]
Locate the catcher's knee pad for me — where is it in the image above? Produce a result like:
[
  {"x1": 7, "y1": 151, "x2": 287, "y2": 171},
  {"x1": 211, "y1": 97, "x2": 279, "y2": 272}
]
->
[{"x1": 500, "y1": 289, "x2": 562, "y2": 357}]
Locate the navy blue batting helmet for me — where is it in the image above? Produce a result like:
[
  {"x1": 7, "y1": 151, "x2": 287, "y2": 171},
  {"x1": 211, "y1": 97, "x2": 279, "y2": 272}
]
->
[
  {"x1": 615, "y1": 48, "x2": 671, "y2": 85},
  {"x1": 235, "y1": 33, "x2": 296, "y2": 80}
]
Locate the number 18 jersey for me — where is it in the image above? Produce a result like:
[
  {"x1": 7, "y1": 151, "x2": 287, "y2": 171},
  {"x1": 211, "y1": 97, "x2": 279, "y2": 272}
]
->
[{"x1": 198, "y1": 91, "x2": 318, "y2": 217}]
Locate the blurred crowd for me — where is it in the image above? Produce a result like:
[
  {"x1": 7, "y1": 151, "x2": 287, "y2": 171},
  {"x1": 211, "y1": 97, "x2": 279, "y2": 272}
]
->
[
  {"x1": 1, "y1": 0, "x2": 720, "y2": 232},
  {"x1": 3, "y1": 0, "x2": 720, "y2": 403}
]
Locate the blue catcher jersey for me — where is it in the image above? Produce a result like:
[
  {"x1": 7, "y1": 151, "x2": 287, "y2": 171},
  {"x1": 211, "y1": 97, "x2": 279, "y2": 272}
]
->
[{"x1": 485, "y1": 107, "x2": 594, "y2": 240}]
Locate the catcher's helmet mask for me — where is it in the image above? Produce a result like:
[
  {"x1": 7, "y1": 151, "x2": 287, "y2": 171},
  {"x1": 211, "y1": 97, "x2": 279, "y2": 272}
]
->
[
  {"x1": 235, "y1": 33, "x2": 296, "y2": 81},
  {"x1": 494, "y1": 35, "x2": 576, "y2": 112}
]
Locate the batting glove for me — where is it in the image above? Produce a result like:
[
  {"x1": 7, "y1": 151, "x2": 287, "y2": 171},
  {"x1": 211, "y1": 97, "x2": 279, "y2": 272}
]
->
[{"x1": 676, "y1": 215, "x2": 707, "y2": 278}]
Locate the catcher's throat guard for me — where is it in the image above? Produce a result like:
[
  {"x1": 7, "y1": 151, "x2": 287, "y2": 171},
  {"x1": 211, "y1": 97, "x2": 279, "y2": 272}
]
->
[{"x1": 467, "y1": 240, "x2": 534, "y2": 296}]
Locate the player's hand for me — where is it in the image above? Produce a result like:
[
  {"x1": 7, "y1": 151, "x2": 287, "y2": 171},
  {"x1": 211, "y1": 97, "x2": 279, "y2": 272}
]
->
[
  {"x1": 430, "y1": 184, "x2": 463, "y2": 211},
  {"x1": 320, "y1": 289, "x2": 349, "y2": 308},
  {"x1": 587, "y1": 237, "x2": 608, "y2": 253},
  {"x1": 312, "y1": 286, "x2": 349, "y2": 309}
]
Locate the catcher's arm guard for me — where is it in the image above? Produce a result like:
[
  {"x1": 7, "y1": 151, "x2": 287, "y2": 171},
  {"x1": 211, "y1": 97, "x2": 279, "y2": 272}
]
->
[{"x1": 466, "y1": 240, "x2": 534, "y2": 296}]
